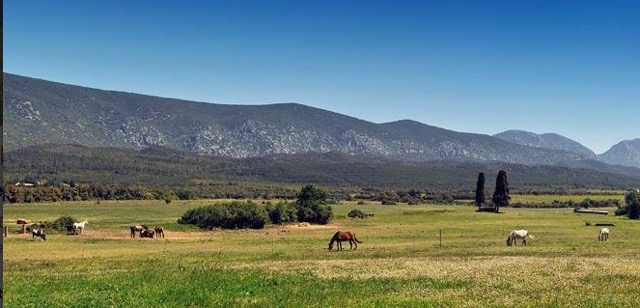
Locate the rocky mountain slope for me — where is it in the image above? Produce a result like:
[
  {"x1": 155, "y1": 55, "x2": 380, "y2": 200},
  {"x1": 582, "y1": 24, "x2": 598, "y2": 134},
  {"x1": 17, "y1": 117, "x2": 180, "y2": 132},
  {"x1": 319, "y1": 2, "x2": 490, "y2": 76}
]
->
[
  {"x1": 599, "y1": 139, "x2": 640, "y2": 168},
  {"x1": 493, "y1": 130, "x2": 596, "y2": 158},
  {"x1": 0, "y1": 73, "x2": 621, "y2": 166}
]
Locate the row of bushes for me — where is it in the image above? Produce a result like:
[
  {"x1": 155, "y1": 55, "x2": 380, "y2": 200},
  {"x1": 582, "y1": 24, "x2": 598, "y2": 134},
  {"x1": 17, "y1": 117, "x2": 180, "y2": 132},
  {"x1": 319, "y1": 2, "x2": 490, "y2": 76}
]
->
[
  {"x1": 177, "y1": 201, "x2": 269, "y2": 230},
  {"x1": 23, "y1": 215, "x2": 79, "y2": 234},
  {"x1": 508, "y1": 198, "x2": 621, "y2": 209},
  {"x1": 3, "y1": 184, "x2": 200, "y2": 203},
  {"x1": 178, "y1": 185, "x2": 334, "y2": 230},
  {"x1": 177, "y1": 200, "x2": 332, "y2": 230}
]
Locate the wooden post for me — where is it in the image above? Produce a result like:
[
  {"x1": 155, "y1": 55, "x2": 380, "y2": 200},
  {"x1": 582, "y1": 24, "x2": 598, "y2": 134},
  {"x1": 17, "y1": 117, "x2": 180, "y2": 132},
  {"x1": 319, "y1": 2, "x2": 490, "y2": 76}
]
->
[
  {"x1": 439, "y1": 229, "x2": 442, "y2": 248},
  {"x1": 4, "y1": 226, "x2": 8, "y2": 237}
]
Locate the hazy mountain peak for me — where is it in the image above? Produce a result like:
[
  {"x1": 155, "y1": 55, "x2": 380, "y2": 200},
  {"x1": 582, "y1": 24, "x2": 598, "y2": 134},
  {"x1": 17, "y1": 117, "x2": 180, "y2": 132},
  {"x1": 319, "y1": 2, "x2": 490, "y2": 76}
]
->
[
  {"x1": 599, "y1": 139, "x2": 640, "y2": 168},
  {"x1": 493, "y1": 130, "x2": 596, "y2": 158}
]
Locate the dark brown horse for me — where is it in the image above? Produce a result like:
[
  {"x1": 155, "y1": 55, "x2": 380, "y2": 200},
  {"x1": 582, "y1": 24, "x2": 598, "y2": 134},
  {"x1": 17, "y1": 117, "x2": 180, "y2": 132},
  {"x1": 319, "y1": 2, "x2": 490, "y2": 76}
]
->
[
  {"x1": 154, "y1": 226, "x2": 165, "y2": 239},
  {"x1": 328, "y1": 231, "x2": 362, "y2": 251},
  {"x1": 140, "y1": 229, "x2": 155, "y2": 238},
  {"x1": 130, "y1": 225, "x2": 148, "y2": 238}
]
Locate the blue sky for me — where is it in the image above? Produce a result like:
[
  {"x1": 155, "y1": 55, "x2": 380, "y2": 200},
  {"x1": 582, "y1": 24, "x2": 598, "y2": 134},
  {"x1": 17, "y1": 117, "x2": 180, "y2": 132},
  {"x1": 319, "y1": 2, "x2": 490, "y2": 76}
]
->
[{"x1": 4, "y1": 1, "x2": 639, "y2": 154}]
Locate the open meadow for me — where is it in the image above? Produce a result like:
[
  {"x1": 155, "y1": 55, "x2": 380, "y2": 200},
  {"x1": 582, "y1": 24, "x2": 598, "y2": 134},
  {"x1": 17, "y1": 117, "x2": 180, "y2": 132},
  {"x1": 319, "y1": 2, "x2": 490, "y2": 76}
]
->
[{"x1": 3, "y1": 197, "x2": 640, "y2": 307}]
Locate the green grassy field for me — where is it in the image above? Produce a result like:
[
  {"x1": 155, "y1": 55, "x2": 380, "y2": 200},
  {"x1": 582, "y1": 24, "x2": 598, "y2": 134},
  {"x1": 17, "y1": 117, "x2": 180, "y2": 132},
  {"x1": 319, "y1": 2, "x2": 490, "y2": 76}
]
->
[{"x1": 3, "y1": 198, "x2": 640, "y2": 307}]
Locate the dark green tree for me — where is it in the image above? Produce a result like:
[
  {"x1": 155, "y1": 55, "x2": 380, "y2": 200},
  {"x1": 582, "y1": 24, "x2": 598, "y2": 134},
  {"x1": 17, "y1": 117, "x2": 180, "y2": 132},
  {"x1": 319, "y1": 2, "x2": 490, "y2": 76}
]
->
[
  {"x1": 295, "y1": 184, "x2": 333, "y2": 224},
  {"x1": 475, "y1": 172, "x2": 486, "y2": 210},
  {"x1": 626, "y1": 189, "x2": 640, "y2": 219},
  {"x1": 491, "y1": 170, "x2": 509, "y2": 213}
]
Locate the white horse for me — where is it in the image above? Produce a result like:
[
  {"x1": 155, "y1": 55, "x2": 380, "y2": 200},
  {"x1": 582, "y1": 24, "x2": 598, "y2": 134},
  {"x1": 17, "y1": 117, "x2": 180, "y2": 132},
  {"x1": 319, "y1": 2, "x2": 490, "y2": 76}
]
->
[
  {"x1": 598, "y1": 228, "x2": 610, "y2": 241},
  {"x1": 73, "y1": 220, "x2": 89, "y2": 235},
  {"x1": 507, "y1": 230, "x2": 533, "y2": 246}
]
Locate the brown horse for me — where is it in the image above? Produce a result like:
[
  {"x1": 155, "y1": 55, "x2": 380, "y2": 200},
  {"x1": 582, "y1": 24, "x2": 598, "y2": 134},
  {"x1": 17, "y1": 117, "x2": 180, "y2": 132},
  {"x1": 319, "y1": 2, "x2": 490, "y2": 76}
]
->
[
  {"x1": 140, "y1": 229, "x2": 155, "y2": 238},
  {"x1": 154, "y1": 226, "x2": 165, "y2": 238},
  {"x1": 328, "y1": 231, "x2": 362, "y2": 251},
  {"x1": 130, "y1": 225, "x2": 148, "y2": 238}
]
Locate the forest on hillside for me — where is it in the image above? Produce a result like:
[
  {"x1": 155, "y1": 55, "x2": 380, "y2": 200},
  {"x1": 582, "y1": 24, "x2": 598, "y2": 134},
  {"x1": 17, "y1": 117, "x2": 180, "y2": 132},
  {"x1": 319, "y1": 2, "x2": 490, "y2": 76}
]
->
[{"x1": 3, "y1": 144, "x2": 637, "y2": 204}]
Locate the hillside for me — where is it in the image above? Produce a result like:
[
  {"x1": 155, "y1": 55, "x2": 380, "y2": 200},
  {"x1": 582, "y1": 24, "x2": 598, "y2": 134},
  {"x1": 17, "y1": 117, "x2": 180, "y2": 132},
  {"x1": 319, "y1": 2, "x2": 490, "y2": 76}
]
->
[
  {"x1": 4, "y1": 73, "x2": 592, "y2": 165},
  {"x1": 4, "y1": 144, "x2": 640, "y2": 192}
]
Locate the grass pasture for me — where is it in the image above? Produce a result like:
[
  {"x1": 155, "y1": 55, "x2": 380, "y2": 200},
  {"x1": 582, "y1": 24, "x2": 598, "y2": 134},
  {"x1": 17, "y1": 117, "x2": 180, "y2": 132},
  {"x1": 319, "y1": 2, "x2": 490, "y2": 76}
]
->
[{"x1": 3, "y1": 198, "x2": 640, "y2": 307}]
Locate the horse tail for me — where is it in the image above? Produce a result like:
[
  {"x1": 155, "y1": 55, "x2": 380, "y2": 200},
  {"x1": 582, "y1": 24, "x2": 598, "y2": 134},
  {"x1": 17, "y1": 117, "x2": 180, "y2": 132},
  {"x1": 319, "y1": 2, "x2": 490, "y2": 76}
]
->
[{"x1": 352, "y1": 233, "x2": 362, "y2": 243}]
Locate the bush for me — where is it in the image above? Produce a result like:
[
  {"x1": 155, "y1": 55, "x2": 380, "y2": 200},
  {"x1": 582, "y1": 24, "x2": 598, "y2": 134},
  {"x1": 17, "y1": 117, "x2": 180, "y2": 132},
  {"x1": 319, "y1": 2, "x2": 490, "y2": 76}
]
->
[
  {"x1": 347, "y1": 209, "x2": 366, "y2": 219},
  {"x1": 615, "y1": 205, "x2": 628, "y2": 216},
  {"x1": 177, "y1": 201, "x2": 267, "y2": 230},
  {"x1": 265, "y1": 201, "x2": 297, "y2": 225},
  {"x1": 176, "y1": 190, "x2": 198, "y2": 200},
  {"x1": 295, "y1": 185, "x2": 333, "y2": 225},
  {"x1": 46, "y1": 215, "x2": 77, "y2": 232}
]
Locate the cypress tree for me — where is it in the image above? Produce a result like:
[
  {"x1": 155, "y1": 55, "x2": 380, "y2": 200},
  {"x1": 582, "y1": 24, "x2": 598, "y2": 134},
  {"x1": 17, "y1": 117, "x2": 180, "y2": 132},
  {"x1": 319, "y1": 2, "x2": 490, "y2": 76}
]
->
[
  {"x1": 492, "y1": 170, "x2": 509, "y2": 213},
  {"x1": 475, "y1": 172, "x2": 486, "y2": 210}
]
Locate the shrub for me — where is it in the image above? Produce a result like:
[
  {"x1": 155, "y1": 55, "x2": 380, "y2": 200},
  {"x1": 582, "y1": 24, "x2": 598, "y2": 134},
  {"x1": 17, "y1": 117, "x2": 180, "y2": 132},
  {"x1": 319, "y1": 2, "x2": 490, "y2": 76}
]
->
[
  {"x1": 265, "y1": 201, "x2": 297, "y2": 225},
  {"x1": 46, "y1": 215, "x2": 77, "y2": 232},
  {"x1": 615, "y1": 205, "x2": 628, "y2": 216},
  {"x1": 177, "y1": 201, "x2": 267, "y2": 230},
  {"x1": 176, "y1": 190, "x2": 198, "y2": 200},
  {"x1": 295, "y1": 185, "x2": 333, "y2": 225},
  {"x1": 347, "y1": 209, "x2": 366, "y2": 219}
]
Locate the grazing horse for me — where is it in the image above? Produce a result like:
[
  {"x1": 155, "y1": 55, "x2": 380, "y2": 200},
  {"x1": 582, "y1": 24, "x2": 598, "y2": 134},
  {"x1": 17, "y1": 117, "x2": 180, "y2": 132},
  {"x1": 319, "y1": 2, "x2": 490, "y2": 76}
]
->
[
  {"x1": 73, "y1": 220, "x2": 89, "y2": 235},
  {"x1": 130, "y1": 225, "x2": 148, "y2": 238},
  {"x1": 506, "y1": 230, "x2": 533, "y2": 246},
  {"x1": 140, "y1": 229, "x2": 155, "y2": 238},
  {"x1": 328, "y1": 231, "x2": 362, "y2": 251},
  {"x1": 598, "y1": 228, "x2": 610, "y2": 241},
  {"x1": 32, "y1": 228, "x2": 46, "y2": 241},
  {"x1": 154, "y1": 226, "x2": 165, "y2": 239}
]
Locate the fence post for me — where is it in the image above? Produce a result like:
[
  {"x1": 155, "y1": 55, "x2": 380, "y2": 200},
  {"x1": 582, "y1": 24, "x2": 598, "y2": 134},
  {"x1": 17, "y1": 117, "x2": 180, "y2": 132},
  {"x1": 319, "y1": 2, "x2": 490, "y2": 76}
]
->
[{"x1": 439, "y1": 229, "x2": 442, "y2": 248}]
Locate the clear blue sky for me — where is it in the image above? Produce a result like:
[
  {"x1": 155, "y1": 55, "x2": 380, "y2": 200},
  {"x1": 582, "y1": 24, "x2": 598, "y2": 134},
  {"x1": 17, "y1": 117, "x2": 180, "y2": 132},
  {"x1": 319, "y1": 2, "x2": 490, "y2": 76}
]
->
[{"x1": 4, "y1": 0, "x2": 639, "y2": 154}]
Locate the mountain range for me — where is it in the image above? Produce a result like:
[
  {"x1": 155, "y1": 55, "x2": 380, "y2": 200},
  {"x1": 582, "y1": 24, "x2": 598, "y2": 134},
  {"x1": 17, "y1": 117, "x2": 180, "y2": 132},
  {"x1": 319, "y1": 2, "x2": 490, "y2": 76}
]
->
[{"x1": 3, "y1": 73, "x2": 640, "y2": 171}]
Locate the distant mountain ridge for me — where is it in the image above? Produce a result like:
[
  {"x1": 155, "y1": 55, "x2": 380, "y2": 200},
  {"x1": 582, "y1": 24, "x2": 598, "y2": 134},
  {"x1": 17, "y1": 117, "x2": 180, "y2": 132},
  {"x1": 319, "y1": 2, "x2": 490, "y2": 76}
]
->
[
  {"x1": 493, "y1": 130, "x2": 596, "y2": 158},
  {"x1": 3, "y1": 73, "x2": 637, "y2": 169},
  {"x1": 599, "y1": 139, "x2": 640, "y2": 168},
  {"x1": 494, "y1": 130, "x2": 640, "y2": 168}
]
